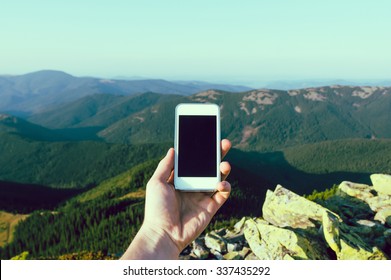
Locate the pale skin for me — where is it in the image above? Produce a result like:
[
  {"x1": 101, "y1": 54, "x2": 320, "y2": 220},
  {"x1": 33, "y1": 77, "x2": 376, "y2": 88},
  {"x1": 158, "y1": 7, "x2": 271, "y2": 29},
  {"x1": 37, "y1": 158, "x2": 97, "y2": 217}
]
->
[{"x1": 121, "y1": 139, "x2": 232, "y2": 260}]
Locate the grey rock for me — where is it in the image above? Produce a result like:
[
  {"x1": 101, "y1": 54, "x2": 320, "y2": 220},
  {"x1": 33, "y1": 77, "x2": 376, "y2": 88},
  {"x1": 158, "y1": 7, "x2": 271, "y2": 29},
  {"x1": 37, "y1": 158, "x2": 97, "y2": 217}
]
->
[
  {"x1": 339, "y1": 181, "x2": 374, "y2": 201},
  {"x1": 191, "y1": 238, "x2": 209, "y2": 259},
  {"x1": 210, "y1": 249, "x2": 223, "y2": 260},
  {"x1": 322, "y1": 210, "x2": 387, "y2": 260},
  {"x1": 244, "y1": 218, "x2": 328, "y2": 260},
  {"x1": 262, "y1": 185, "x2": 330, "y2": 229},
  {"x1": 244, "y1": 252, "x2": 259, "y2": 260},
  {"x1": 204, "y1": 232, "x2": 227, "y2": 253},
  {"x1": 233, "y1": 217, "x2": 246, "y2": 233},
  {"x1": 374, "y1": 207, "x2": 391, "y2": 224},
  {"x1": 365, "y1": 195, "x2": 391, "y2": 212},
  {"x1": 371, "y1": 174, "x2": 391, "y2": 195},
  {"x1": 227, "y1": 242, "x2": 241, "y2": 252},
  {"x1": 178, "y1": 174, "x2": 391, "y2": 260},
  {"x1": 223, "y1": 251, "x2": 243, "y2": 260}
]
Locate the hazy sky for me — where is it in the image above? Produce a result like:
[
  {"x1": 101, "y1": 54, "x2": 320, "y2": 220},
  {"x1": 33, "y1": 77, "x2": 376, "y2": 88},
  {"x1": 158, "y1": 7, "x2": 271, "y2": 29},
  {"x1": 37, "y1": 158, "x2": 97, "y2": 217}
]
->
[{"x1": 1, "y1": 0, "x2": 390, "y2": 83}]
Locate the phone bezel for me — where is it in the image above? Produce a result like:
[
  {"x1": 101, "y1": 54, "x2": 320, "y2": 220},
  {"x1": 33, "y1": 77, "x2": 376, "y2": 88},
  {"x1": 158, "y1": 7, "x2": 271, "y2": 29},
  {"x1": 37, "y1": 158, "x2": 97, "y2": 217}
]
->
[{"x1": 174, "y1": 103, "x2": 221, "y2": 192}]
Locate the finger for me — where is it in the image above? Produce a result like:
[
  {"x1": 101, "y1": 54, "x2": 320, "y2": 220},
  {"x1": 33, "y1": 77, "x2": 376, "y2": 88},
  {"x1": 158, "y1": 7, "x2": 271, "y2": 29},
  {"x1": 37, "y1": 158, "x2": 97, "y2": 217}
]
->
[
  {"x1": 221, "y1": 139, "x2": 231, "y2": 160},
  {"x1": 210, "y1": 181, "x2": 231, "y2": 212},
  {"x1": 167, "y1": 170, "x2": 174, "y2": 184},
  {"x1": 220, "y1": 161, "x2": 231, "y2": 182},
  {"x1": 152, "y1": 148, "x2": 175, "y2": 181}
]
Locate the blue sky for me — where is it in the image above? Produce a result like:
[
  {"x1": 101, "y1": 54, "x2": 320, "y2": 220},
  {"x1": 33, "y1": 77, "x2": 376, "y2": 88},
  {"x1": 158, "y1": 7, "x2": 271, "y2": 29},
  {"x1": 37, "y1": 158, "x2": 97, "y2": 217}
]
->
[{"x1": 1, "y1": 0, "x2": 390, "y2": 83}]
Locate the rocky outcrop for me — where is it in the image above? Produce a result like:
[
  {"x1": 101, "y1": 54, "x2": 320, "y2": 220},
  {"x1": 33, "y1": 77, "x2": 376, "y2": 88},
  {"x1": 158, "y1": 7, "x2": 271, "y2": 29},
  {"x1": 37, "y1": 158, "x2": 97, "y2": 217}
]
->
[
  {"x1": 244, "y1": 218, "x2": 328, "y2": 260},
  {"x1": 322, "y1": 210, "x2": 386, "y2": 259},
  {"x1": 179, "y1": 174, "x2": 391, "y2": 260},
  {"x1": 262, "y1": 185, "x2": 331, "y2": 229}
]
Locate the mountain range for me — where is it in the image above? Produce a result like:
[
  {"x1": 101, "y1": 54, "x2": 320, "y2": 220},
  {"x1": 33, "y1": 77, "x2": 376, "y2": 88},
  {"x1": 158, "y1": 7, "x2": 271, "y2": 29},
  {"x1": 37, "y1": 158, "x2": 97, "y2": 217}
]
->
[
  {"x1": 0, "y1": 70, "x2": 251, "y2": 115},
  {"x1": 261, "y1": 79, "x2": 391, "y2": 91},
  {"x1": 1, "y1": 81, "x2": 390, "y2": 191},
  {"x1": 24, "y1": 85, "x2": 391, "y2": 150}
]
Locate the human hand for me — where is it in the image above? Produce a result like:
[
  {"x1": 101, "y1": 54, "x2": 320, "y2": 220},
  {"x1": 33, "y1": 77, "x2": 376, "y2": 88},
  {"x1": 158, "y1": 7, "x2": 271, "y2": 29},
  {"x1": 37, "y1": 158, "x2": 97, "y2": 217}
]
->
[{"x1": 121, "y1": 139, "x2": 231, "y2": 259}]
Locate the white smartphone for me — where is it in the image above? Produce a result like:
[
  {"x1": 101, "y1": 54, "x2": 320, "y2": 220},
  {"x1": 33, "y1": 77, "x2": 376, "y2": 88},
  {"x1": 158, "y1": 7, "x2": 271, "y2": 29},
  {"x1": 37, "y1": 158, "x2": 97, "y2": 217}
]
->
[{"x1": 174, "y1": 103, "x2": 221, "y2": 192}]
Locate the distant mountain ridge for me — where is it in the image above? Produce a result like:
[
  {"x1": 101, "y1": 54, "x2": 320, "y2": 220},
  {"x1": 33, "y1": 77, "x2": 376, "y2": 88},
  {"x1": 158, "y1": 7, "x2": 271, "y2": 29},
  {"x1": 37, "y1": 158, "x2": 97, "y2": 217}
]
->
[
  {"x1": 262, "y1": 79, "x2": 391, "y2": 90},
  {"x1": 2, "y1": 82, "x2": 390, "y2": 150},
  {"x1": 28, "y1": 92, "x2": 179, "y2": 129},
  {"x1": 90, "y1": 85, "x2": 391, "y2": 150},
  {"x1": 0, "y1": 70, "x2": 251, "y2": 114},
  {"x1": 5, "y1": 85, "x2": 385, "y2": 149}
]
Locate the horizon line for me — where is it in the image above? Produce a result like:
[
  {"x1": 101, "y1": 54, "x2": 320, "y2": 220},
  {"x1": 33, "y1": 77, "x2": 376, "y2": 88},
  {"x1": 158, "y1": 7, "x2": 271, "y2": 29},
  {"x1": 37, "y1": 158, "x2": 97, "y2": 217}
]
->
[{"x1": 1, "y1": 69, "x2": 391, "y2": 89}]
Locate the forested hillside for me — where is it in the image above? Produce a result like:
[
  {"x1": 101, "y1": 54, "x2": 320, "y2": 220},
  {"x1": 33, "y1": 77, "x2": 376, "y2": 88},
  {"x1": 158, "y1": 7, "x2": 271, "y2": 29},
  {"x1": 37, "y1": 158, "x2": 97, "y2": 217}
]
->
[{"x1": 0, "y1": 132, "x2": 169, "y2": 187}]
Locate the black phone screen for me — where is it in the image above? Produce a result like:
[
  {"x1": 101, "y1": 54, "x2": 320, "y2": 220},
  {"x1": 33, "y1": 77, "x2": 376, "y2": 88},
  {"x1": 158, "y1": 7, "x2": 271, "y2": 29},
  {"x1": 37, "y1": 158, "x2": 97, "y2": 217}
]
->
[{"x1": 178, "y1": 115, "x2": 217, "y2": 177}]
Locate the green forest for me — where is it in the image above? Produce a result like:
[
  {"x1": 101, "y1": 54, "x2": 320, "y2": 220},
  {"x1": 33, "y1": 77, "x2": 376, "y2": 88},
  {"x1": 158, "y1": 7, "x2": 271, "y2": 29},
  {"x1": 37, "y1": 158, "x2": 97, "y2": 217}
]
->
[
  {"x1": 0, "y1": 157, "x2": 251, "y2": 259},
  {"x1": 0, "y1": 132, "x2": 170, "y2": 187},
  {"x1": 1, "y1": 138, "x2": 391, "y2": 259},
  {"x1": 1, "y1": 197, "x2": 144, "y2": 259}
]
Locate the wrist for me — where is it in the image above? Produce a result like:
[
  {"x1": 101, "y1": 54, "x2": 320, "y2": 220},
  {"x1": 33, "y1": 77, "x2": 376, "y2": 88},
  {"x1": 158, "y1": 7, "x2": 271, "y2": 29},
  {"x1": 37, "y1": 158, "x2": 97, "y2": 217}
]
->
[
  {"x1": 121, "y1": 223, "x2": 180, "y2": 260},
  {"x1": 140, "y1": 223, "x2": 181, "y2": 259}
]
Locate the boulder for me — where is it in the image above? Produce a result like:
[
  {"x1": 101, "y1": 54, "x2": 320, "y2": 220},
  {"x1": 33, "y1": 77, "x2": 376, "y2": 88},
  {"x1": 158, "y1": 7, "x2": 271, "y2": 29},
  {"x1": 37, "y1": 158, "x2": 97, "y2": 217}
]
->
[
  {"x1": 227, "y1": 242, "x2": 241, "y2": 252},
  {"x1": 214, "y1": 228, "x2": 227, "y2": 237},
  {"x1": 374, "y1": 207, "x2": 391, "y2": 225},
  {"x1": 233, "y1": 217, "x2": 246, "y2": 233},
  {"x1": 238, "y1": 246, "x2": 251, "y2": 258},
  {"x1": 339, "y1": 241, "x2": 387, "y2": 260},
  {"x1": 178, "y1": 175, "x2": 391, "y2": 260},
  {"x1": 243, "y1": 219, "x2": 263, "y2": 259},
  {"x1": 323, "y1": 192, "x2": 374, "y2": 221},
  {"x1": 245, "y1": 252, "x2": 259, "y2": 260},
  {"x1": 337, "y1": 178, "x2": 391, "y2": 215},
  {"x1": 371, "y1": 174, "x2": 391, "y2": 195},
  {"x1": 322, "y1": 210, "x2": 387, "y2": 260},
  {"x1": 322, "y1": 211, "x2": 341, "y2": 253},
  {"x1": 220, "y1": 226, "x2": 246, "y2": 252},
  {"x1": 210, "y1": 249, "x2": 223, "y2": 260},
  {"x1": 356, "y1": 219, "x2": 376, "y2": 227},
  {"x1": 191, "y1": 238, "x2": 209, "y2": 259},
  {"x1": 204, "y1": 232, "x2": 227, "y2": 253},
  {"x1": 262, "y1": 185, "x2": 330, "y2": 229},
  {"x1": 339, "y1": 181, "x2": 374, "y2": 201},
  {"x1": 244, "y1": 218, "x2": 328, "y2": 260},
  {"x1": 224, "y1": 231, "x2": 245, "y2": 244},
  {"x1": 365, "y1": 196, "x2": 391, "y2": 212},
  {"x1": 223, "y1": 251, "x2": 243, "y2": 260}
]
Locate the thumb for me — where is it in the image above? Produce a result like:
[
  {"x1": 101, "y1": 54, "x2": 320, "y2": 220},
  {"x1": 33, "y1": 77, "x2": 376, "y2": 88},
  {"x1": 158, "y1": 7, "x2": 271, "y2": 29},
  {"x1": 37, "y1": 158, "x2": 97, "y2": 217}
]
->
[
  {"x1": 209, "y1": 181, "x2": 231, "y2": 213},
  {"x1": 152, "y1": 148, "x2": 175, "y2": 181}
]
